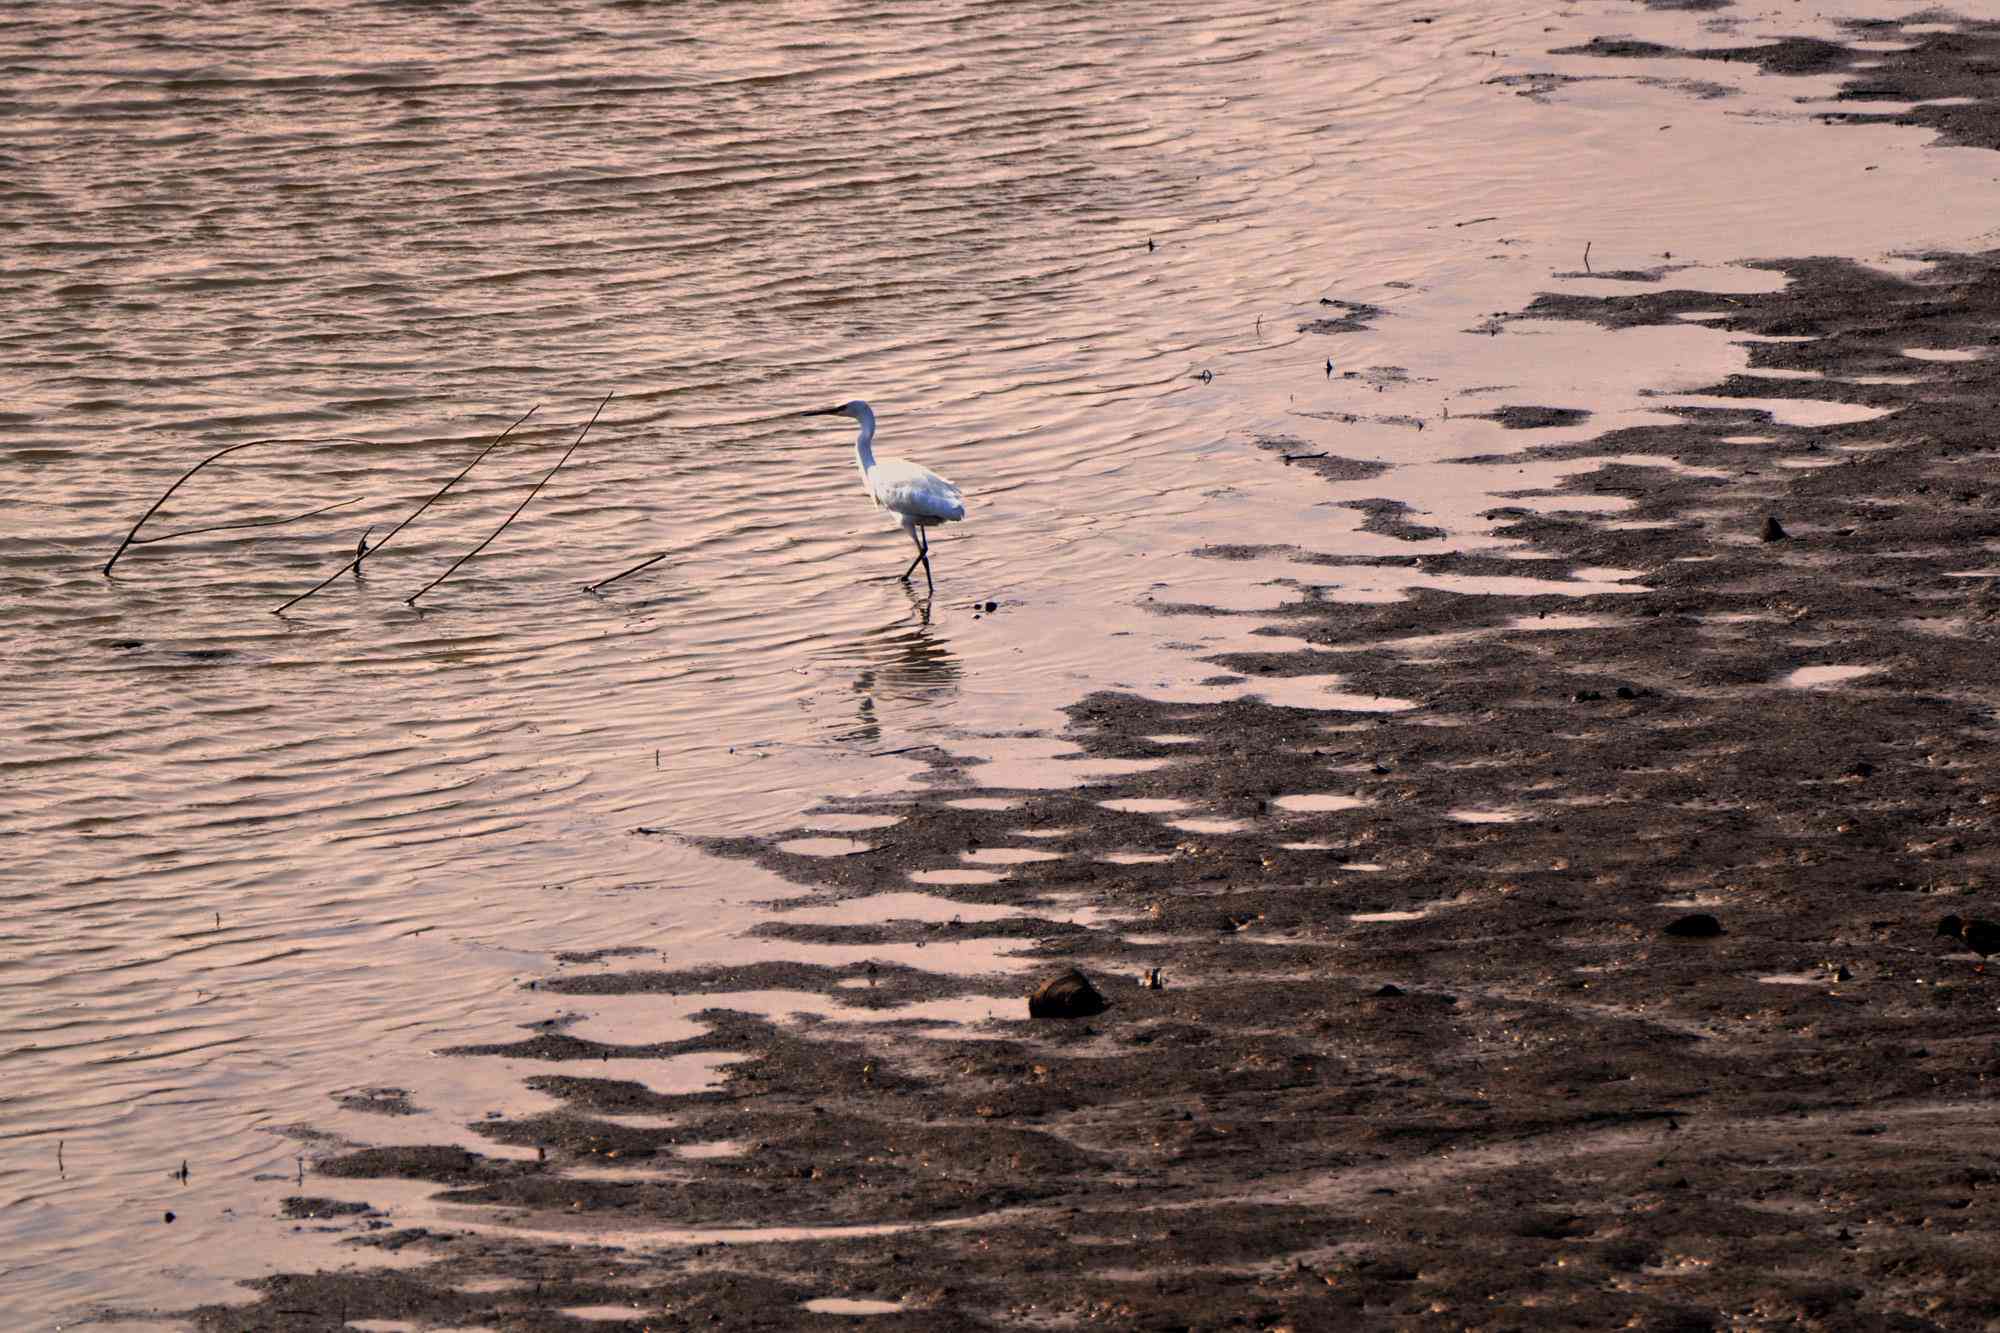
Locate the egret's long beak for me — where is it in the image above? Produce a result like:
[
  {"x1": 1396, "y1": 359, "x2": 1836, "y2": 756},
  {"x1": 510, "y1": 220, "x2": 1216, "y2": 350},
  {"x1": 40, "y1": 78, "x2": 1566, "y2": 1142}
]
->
[{"x1": 801, "y1": 406, "x2": 846, "y2": 417}]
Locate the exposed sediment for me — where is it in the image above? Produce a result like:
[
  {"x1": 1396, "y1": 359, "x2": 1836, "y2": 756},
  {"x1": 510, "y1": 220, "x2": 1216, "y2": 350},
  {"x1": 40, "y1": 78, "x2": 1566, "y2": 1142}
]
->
[{"x1": 184, "y1": 31, "x2": 2000, "y2": 1333}]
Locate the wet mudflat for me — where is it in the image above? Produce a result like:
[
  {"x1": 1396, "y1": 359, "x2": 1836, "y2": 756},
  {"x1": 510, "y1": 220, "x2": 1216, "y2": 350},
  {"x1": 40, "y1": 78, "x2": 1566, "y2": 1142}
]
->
[{"x1": 184, "y1": 45, "x2": 2000, "y2": 1333}]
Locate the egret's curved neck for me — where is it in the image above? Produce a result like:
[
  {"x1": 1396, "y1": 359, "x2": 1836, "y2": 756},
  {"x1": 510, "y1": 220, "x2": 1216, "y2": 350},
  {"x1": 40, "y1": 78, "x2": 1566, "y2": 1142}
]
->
[{"x1": 850, "y1": 406, "x2": 877, "y2": 476}]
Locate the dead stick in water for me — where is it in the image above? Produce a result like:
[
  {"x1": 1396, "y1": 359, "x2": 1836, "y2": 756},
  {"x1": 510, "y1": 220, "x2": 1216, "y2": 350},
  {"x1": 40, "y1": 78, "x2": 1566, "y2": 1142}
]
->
[
  {"x1": 104, "y1": 436, "x2": 374, "y2": 577},
  {"x1": 272, "y1": 406, "x2": 538, "y2": 616},
  {"x1": 1584, "y1": 240, "x2": 1593, "y2": 275},
  {"x1": 584, "y1": 548, "x2": 672, "y2": 594},
  {"x1": 129, "y1": 495, "x2": 366, "y2": 547},
  {"x1": 405, "y1": 393, "x2": 609, "y2": 606}
]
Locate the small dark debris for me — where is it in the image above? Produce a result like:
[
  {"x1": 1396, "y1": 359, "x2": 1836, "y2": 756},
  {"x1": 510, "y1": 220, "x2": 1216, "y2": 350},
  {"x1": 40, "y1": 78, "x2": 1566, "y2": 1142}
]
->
[{"x1": 1762, "y1": 516, "x2": 1789, "y2": 542}]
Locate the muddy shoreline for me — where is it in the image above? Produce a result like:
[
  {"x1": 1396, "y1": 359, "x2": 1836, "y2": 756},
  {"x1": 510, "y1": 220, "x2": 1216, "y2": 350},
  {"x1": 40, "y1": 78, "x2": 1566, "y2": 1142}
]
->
[{"x1": 183, "y1": 19, "x2": 2000, "y2": 1333}]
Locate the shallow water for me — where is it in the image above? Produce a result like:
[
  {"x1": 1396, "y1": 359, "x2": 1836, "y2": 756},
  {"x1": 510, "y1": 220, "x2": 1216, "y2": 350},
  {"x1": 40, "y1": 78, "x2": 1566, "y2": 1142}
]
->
[{"x1": 8, "y1": 0, "x2": 2000, "y2": 1322}]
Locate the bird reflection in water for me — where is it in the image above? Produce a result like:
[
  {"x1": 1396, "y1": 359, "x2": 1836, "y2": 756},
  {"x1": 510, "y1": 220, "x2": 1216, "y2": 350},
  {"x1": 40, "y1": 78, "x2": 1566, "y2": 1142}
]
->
[{"x1": 826, "y1": 591, "x2": 961, "y2": 749}]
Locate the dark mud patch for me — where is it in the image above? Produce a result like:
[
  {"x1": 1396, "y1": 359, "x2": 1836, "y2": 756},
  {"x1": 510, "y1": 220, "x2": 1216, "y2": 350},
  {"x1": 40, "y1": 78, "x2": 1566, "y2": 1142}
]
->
[
  {"x1": 1252, "y1": 434, "x2": 1390, "y2": 483},
  {"x1": 1335, "y1": 497, "x2": 1448, "y2": 541},
  {"x1": 332, "y1": 1086, "x2": 421, "y2": 1117},
  {"x1": 1471, "y1": 404, "x2": 1592, "y2": 430},
  {"x1": 1555, "y1": 34, "x2": 1854, "y2": 76},
  {"x1": 1298, "y1": 295, "x2": 1385, "y2": 334},
  {"x1": 1563, "y1": 14, "x2": 2000, "y2": 151},
  {"x1": 553, "y1": 945, "x2": 656, "y2": 965},
  {"x1": 280, "y1": 1197, "x2": 374, "y2": 1221}
]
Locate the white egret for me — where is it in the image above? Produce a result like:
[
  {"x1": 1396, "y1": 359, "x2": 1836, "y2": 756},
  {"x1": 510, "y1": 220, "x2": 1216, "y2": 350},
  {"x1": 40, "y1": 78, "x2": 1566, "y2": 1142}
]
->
[{"x1": 804, "y1": 400, "x2": 965, "y2": 592}]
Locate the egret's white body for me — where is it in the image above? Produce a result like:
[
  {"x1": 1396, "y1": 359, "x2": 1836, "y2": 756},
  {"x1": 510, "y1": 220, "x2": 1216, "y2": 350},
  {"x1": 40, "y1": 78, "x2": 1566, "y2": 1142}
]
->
[{"x1": 807, "y1": 400, "x2": 964, "y2": 590}]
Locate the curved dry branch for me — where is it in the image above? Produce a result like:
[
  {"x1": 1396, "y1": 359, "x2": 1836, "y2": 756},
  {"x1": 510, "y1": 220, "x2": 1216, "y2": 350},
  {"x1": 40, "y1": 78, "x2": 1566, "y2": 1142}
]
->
[
  {"x1": 271, "y1": 406, "x2": 539, "y2": 616},
  {"x1": 583, "y1": 549, "x2": 671, "y2": 594},
  {"x1": 103, "y1": 435, "x2": 374, "y2": 577},
  {"x1": 405, "y1": 393, "x2": 610, "y2": 607},
  {"x1": 129, "y1": 495, "x2": 367, "y2": 546}
]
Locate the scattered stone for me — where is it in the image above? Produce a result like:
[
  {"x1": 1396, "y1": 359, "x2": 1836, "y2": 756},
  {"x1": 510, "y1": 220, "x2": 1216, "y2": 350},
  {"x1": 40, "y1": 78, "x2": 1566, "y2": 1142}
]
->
[
  {"x1": 1028, "y1": 969, "x2": 1107, "y2": 1019},
  {"x1": 1762, "y1": 516, "x2": 1789, "y2": 542},
  {"x1": 1374, "y1": 983, "x2": 1406, "y2": 998},
  {"x1": 1663, "y1": 912, "x2": 1724, "y2": 939}
]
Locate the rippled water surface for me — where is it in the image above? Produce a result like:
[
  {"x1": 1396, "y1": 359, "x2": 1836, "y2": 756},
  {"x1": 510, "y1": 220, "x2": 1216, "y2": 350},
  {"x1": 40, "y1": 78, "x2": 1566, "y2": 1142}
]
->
[{"x1": 8, "y1": 0, "x2": 2000, "y2": 1321}]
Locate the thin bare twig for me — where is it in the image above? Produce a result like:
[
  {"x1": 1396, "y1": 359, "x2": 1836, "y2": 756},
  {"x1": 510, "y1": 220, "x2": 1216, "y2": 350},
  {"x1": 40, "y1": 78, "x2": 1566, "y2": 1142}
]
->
[
  {"x1": 1584, "y1": 240, "x2": 1593, "y2": 275},
  {"x1": 104, "y1": 436, "x2": 374, "y2": 576},
  {"x1": 405, "y1": 394, "x2": 609, "y2": 607},
  {"x1": 129, "y1": 495, "x2": 366, "y2": 546},
  {"x1": 584, "y1": 549, "x2": 671, "y2": 594},
  {"x1": 271, "y1": 407, "x2": 538, "y2": 616}
]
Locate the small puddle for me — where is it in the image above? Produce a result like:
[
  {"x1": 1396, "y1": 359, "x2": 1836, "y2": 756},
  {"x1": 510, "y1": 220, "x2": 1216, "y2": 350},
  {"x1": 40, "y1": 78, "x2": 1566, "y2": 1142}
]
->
[
  {"x1": 1782, "y1": 665, "x2": 1878, "y2": 689},
  {"x1": 1350, "y1": 909, "x2": 1427, "y2": 922},
  {"x1": 1757, "y1": 972, "x2": 1831, "y2": 987},
  {"x1": 1341, "y1": 862, "x2": 1387, "y2": 872},
  {"x1": 1506, "y1": 614, "x2": 1625, "y2": 632},
  {"x1": 962, "y1": 847, "x2": 1063, "y2": 865},
  {"x1": 1902, "y1": 347, "x2": 1981, "y2": 362},
  {"x1": 776, "y1": 837, "x2": 873, "y2": 856},
  {"x1": 802, "y1": 1297, "x2": 907, "y2": 1315},
  {"x1": 1447, "y1": 809, "x2": 1533, "y2": 824},
  {"x1": 784, "y1": 893, "x2": 1021, "y2": 925},
  {"x1": 562, "y1": 1306, "x2": 653, "y2": 1321},
  {"x1": 1270, "y1": 793, "x2": 1370, "y2": 813},
  {"x1": 675, "y1": 1140, "x2": 749, "y2": 1159},
  {"x1": 1013, "y1": 827, "x2": 1071, "y2": 839},
  {"x1": 945, "y1": 797, "x2": 1019, "y2": 812},
  {"x1": 1166, "y1": 817, "x2": 1251, "y2": 835},
  {"x1": 1100, "y1": 851, "x2": 1173, "y2": 864}
]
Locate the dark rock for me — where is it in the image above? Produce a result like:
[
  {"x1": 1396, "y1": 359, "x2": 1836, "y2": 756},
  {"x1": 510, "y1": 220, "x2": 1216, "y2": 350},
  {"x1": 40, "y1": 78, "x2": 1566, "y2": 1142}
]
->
[
  {"x1": 1028, "y1": 969, "x2": 1107, "y2": 1019},
  {"x1": 1938, "y1": 914, "x2": 2000, "y2": 957},
  {"x1": 1374, "y1": 983, "x2": 1405, "y2": 998},
  {"x1": 1663, "y1": 913, "x2": 1724, "y2": 939},
  {"x1": 1762, "y1": 516, "x2": 1789, "y2": 542}
]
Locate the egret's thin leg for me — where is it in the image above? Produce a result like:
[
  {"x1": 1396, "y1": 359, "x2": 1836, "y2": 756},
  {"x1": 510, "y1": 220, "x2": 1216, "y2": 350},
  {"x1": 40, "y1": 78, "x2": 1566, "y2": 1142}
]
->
[
  {"x1": 917, "y1": 527, "x2": 934, "y2": 593},
  {"x1": 900, "y1": 527, "x2": 926, "y2": 581}
]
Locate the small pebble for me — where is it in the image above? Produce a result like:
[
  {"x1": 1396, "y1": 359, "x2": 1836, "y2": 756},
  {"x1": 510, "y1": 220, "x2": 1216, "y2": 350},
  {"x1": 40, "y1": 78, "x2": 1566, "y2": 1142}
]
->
[{"x1": 163, "y1": 1211, "x2": 175, "y2": 1224}]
